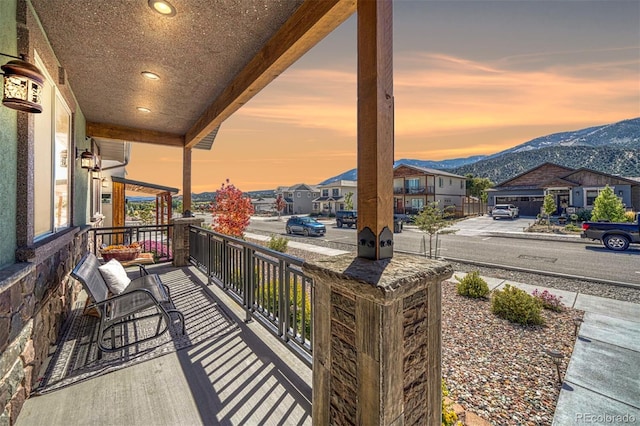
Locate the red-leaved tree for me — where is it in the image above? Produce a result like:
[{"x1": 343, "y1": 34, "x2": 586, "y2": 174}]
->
[
  {"x1": 211, "y1": 179, "x2": 254, "y2": 237},
  {"x1": 274, "y1": 194, "x2": 286, "y2": 219}
]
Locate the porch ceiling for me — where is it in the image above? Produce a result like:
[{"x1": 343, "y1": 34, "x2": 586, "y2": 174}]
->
[{"x1": 29, "y1": 0, "x2": 356, "y2": 149}]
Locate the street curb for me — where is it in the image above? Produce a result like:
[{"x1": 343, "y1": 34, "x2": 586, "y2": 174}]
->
[{"x1": 484, "y1": 231, "x2": 590, "y2": 244}]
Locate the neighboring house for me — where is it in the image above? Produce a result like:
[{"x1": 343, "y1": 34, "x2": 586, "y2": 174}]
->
[
  {"x1": 251, "y1": 197, "x2": 277, "y2": 215},
  {"x1": 393, "y1": 165, "x2": 466, "y2": 214},
  {"x1": 488, "y1": 162, "x2": 640, "y2": 216},
  {"x1": 274, "y1": 184, "x2": 319, "y2": 215},
  {"x1": 313, "y1": 180, "x2": 358, "y2": 215}
]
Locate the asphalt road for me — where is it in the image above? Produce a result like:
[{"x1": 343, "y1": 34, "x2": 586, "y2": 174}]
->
[{"x1": 245, "y1": 216, "x2": 640, "y2": 286}]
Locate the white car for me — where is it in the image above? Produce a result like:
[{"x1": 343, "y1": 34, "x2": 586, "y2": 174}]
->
[{"x1": 492, "y1": 204, "x2": 519, "y2": 220}]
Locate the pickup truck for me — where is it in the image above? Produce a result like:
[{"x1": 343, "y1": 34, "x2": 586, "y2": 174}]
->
[{"x1": 581, "y1": 216, "x2": 640, "y2": 251}]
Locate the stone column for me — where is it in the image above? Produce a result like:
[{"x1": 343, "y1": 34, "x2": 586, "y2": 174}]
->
[
  {"x1": 304, "y1": 253, "x2": 452, "y2": 425},
  {"x1": 171, "y1": 217, "x2": 203, "y2": 267}
]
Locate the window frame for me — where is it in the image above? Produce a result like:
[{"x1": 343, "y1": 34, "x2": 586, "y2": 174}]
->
[{"x1": 33, "y1": 53, "x2": 72, "y2": 241}]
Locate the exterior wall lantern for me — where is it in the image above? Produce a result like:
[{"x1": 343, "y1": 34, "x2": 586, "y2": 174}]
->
[
  {"x1": 1, "y1": 53, "x2": 44, "y2": 113},
  {"x1": 77, "y1": 148, "x2": 96, "y2": 170}
]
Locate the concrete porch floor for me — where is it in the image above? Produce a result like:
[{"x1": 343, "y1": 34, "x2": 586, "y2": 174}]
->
[{"x1": 16, "y1": 264, "x2": 312, "y2": 426}]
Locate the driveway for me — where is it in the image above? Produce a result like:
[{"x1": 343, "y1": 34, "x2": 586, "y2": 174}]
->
[{"x1": 445, "y1": 215, "x2": 535, "y2": 236}]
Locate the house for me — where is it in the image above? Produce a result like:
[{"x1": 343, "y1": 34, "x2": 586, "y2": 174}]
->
[
  {"x1": 393, "y1": 165, "x2": 466, "y2": 214},
  {"x1": 274, "y1": 184, "x2": 319, "y2": 215},
  {"x1": 488, "y1": 162, "x2": 640, "y2": 216},
  {"x1": 250, "y1": 197, "x2": 277, "y2": 215},
  {"x1": 313, "y1": 180, "x2": 358, "y2": 215}
]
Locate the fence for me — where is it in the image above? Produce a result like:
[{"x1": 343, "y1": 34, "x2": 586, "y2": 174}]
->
[
  {"x1": 188, "y1": 226, "x2": 313, "y2": 362},
  {"x1": 88, "y1": 224, "x2": 174, "y2": 263}
]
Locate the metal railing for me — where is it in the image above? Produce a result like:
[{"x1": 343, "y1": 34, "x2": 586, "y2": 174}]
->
[
  {"x1": 88, "y1": 224, "x2": 174, "y2": 263},
  {"x1": 188, "y1": 226, "x2": 313, "y2": 361}
]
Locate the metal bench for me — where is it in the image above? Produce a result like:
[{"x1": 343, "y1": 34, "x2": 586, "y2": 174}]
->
[{"x1": 71, "y1": 253, "x2": 185, "y2": 353}]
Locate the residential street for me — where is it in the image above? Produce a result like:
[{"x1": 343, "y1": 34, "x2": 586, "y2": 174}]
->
[{"x1": 242, "y1": 215, "x2": 640, "y2": 287}]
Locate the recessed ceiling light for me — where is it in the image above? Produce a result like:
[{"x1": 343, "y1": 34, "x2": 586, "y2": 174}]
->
[
  {"x1": 148, "y1": 0, "x2": 176, "y2": 16},
  {"x1": 141, "y1": 71, "x2": 160, "y2": 80},
  {"x1": 137, "y1": 107, "x2": 151, "y2": 113}
]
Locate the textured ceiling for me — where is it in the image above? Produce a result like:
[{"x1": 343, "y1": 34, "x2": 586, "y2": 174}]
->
[{"x1": 29, "y1": 0, "x2": 307, "y2": 138}]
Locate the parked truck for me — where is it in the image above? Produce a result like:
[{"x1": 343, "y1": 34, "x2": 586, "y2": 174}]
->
[{"x1": 581, "y1": 214, "x2": 640, "y2": 251}]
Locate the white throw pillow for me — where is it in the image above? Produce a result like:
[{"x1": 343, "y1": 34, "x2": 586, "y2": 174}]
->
[{"x1": 98, "y1": 259, "x2": 131, "y2": 294}]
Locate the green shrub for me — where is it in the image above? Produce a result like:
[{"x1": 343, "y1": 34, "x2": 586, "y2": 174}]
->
[
  {"x1": 564, "y1": 224, "x2": 580, "y2": 232},
  {"x1": 491, "y1": 284, "x2": 544, "y2": 325},
  {"x1": 455, "y1": 271, "x2": 489, "y2": 298},
  {"x1": 258, "y1": 279, "x2": 311, "y2": 340},
  {"x1": 576, "y1": 209, "x2": 592, "y2": 222},
  {"x1": 267, "y1": 234, "x2": 289, "y2": 253}
]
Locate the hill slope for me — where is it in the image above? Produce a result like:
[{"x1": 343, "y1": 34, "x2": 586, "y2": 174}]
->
[
  {"x1": 450, "y1": 145, "x2": 640, "y2": 184},
  {"x1": 319, "y1": 117, "x2": 640, "y2": 185}
]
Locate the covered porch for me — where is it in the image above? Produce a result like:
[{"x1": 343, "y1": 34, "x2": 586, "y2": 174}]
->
[{"x1": 16, "y1": 262, "x2": 312, "y2": 425}]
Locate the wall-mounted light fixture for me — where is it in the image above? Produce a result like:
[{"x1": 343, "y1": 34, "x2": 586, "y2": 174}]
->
[
  {"x1": 77, "y1": 148, "x2": 96, "y2": 170},
  {"x1": 1, "y1": 52, "x2": 44, "y2": 113}
]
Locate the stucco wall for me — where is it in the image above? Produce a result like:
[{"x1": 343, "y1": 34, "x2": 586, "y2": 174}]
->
[
  {"x1": 73, "y1": 109, "x2": 88, "y2": 226},
  {"x1": 0, "y1": 0, "x2": 18, "y2": 269}
]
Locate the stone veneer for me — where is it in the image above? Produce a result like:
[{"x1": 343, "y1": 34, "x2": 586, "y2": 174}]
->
[
  {"x1": 171, "y1": 217, "x2": 204, "y2": 267},
  {"x1": 304, "y1": 253, "x2": 452, "y2": 425},
  {"x1": 0, "y1": 229, "x2": 87, "y2": 425}
]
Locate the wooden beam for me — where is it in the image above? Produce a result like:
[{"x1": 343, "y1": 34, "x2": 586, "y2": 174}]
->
[
  {"x1": 185, "y1": 0, "x2": 357, "y2": 148},
  {"x1": 87, "y1": 122, "x2": 184, "y2": 147},
  {"x1": 356, "y1": 0, "x2": 394, "y2": 260}
]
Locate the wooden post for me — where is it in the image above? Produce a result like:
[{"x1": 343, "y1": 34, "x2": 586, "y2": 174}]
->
[
  {"x1": 183, "y1": 147, "x2": 192, "y2": 214},
  {"x1": 356, "y1": 0, "x2": 394, "y2": 260}
]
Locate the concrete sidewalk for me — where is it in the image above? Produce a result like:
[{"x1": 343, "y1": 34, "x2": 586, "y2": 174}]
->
[{"x1": 269, "y1": 236, "x2": 640, "y2": 425}]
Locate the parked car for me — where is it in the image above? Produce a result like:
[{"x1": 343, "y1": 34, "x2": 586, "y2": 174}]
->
[
  {"x1": 335, "y1": 210, "x2": 357, "y2": 228},
  {"x1": 286, "y1": 216, "x2": 326, "y2": 237},
  {"x1": 581, "y1": 215, "x2": 640, "y2": 251},
  {"x1": 393, "y1": 213, "x2": 415, "y2": 224},
  {"x1": 491, "y1": 204, "x2": 519, "y2": 220}
]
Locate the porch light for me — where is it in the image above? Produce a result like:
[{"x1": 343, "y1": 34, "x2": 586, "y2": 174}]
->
[
  {"x1": 148, "y1": 0, "x2": 176, "y2": 16},
  {"x1": 137, "y1": 106, "x2": 151, "y2": 113},
  {"x1": 77, "y1": 148, "x2": 96, "y2": 170},
  {"x1": 1, "y1": 53, "x2": 44, "y2": 113}
]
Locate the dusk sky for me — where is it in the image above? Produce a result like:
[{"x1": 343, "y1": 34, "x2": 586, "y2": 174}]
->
[{"x1": 126, "y1": 0, "x2": 640, "y2": 193}]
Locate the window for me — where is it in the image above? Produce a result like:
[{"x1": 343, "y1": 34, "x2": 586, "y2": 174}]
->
[
  {"x1": 586, "y1": 190, "x2": 600, "y2": 206},
  {"x1": 313, "y1": 203, "x2": 320, "y2": 210},
  {"x1": 411, "y1": 198, "x2": 424, "y2": 210},
  {"x1": 297, "y1": 192, "x2": 301, "y2": 198},
  {"x1": 332, "y1": 188, "x2": 340, "y2": 197},
  {"x1": 307, "y1": 192, "x2": 311, "y2": 198},
  {"x1": 449, "y1": 178, "x2": 452, "y2": 185},
  {"x1": 460, "y1": 180, "x2": 464, "y2": 189},
  {"x1": 34, "y1": 54, "x2": 71, "y2": 239},
  {"x1": 438, "y1": 177, "x2": 443, "y2": 188}
]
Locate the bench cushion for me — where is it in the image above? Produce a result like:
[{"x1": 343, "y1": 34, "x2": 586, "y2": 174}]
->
[{"x1": 98, "y1": 259, "x2": 131, "y2": 294}]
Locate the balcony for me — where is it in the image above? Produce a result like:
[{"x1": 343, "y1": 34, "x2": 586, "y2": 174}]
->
[{"x1": 17, "y1": 225, "x2": 313, "y2": 425}]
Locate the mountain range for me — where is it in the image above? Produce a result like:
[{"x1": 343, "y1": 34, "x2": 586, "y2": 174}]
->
[{"x1": 320, "y1": 117, "x2": 640, "y2": 185}]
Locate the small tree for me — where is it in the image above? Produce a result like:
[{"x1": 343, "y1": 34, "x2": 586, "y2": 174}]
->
[
  {"x1": 344, "y1": 192, "x2": 354, "y2": 211},
  {"x1": 211, "y1": 179, "x2": 254, "y2": 237},
  {"x1": 274, "y1": 194, "x2": 286, "y2": 220},
  {"x1": 591, "y1": 185, "x2": 627, "y2": 222},
  {"x1": 414, "y1": 202, "x2": 453, "y2": 258},
  {"x1": 542, "y1": 193, "x2": 556, "y2": 227}
]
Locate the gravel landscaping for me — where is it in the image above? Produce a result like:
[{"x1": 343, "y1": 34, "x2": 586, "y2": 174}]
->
[{"x1": 441, "y1": 278, "x2": 579, "y2": 425}]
